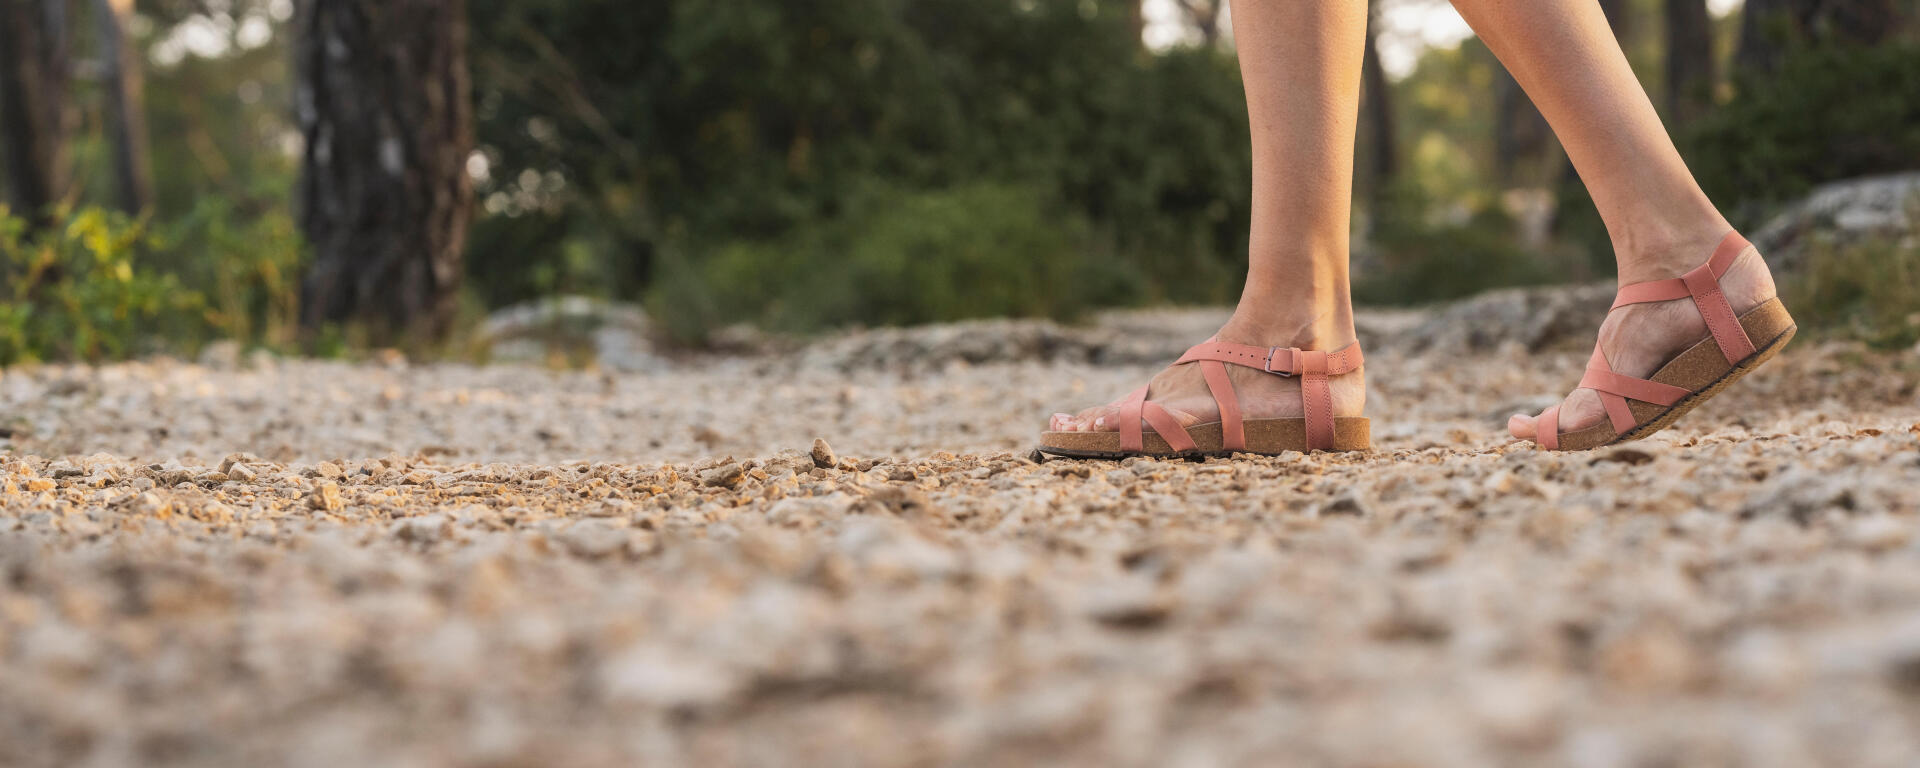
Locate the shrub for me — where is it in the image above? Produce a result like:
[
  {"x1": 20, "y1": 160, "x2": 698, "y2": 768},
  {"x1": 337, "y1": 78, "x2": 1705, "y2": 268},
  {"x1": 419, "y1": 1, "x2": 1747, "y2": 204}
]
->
[
  {"x1": 0, "y1": 204, "x2": 305, "y2": 365},
  {"x1": 1781, "y1": 237, "x2": 1920, "y2": 350},
  {"x1": 1686, "y1": 41, "x2": 1920, "y2": 223},
  {"x1": 468, "y1": 0, "x2": 1252, "y2": 321},
  {"x1": 648, "y1": 182, "x2": 1137, "y2": 341},
  {"x1": 0, "y1": 208, "x2": 197, "y2": 363},
  {"x1": 1356, "y1": 183, "x2": 1557, "y2": 305}
]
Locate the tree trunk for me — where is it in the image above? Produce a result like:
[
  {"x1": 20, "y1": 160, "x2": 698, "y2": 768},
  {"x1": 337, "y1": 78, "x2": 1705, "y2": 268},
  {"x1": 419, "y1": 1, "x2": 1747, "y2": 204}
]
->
[
  {"x1": 1598, "y1": 0, "x2": 1634, "y2": 44},
  {"x1": 1734, "y1": 0, "x2": 1788, "y2": 75},
  {"x1": 1663, "y1": 0, "x2": 1714, "y2": 126},
  {"x1": 1360, "y1": 10, "x2": 1396, "y2": 196},
  {"x1": 0, "y1": 0, "x2": 70, "y2": 229},
  {"x1": 295, "y1": 0, "x2": 475, "y2": 347},
  {"x1": 95, "y1": 0, "x2": 151, "y2": 215},
  {"x1": 1737, "y1": 0, "x2": 1896, "y2": 75},
  {"x1": 1493, "y1": 66, "x2": 1552, "y2": 185}
]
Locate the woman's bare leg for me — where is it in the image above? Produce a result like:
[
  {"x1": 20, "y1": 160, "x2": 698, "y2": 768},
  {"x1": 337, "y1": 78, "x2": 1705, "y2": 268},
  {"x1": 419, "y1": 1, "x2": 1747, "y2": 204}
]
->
[
  {"x1": 1444, "y1": 0, "x2": 1778, "y2": 441},
  {"x1": 1052, "y1": 0, "x2": 1369, "y2": 433}
]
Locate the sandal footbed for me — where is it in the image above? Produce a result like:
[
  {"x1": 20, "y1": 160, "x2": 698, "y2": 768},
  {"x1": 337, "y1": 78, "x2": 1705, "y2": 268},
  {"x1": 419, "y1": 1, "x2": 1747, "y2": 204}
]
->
[
  {"x1": 1550, "y1": 297, "x2": 1796, "y2": 451},
  {"x1": 1038, "y1": 417, "x2": 1370, "y2": 458}
]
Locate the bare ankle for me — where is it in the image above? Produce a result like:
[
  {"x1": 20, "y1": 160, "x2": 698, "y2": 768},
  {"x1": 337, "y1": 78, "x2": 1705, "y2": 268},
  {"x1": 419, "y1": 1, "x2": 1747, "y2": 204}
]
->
[
  {"x1": 1610, "y1": 218, "x2": 1736, "y2": 285},
  {"x1": 1219, "y1": 303, "x2": 1356, "y2": 352}
]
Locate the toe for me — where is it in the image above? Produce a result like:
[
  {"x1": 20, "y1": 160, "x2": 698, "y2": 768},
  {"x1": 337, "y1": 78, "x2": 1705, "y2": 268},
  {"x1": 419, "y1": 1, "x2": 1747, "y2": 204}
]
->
[
  {"x1": 1073, "y1": 404, "x2": 1115, "y2": 432},
  {"x1": 1048, "y1": 413, "x2": 1072, "y2": 432},
  {"x1": 1509, "y1": 413, "x2": 1538, "y2": 440}
]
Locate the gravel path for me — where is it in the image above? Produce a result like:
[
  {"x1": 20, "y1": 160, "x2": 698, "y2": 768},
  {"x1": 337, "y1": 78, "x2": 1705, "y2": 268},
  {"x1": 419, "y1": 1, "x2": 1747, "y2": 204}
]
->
[{"x1": 3, "y1": 305, "x2": 1919, "y2": 767}]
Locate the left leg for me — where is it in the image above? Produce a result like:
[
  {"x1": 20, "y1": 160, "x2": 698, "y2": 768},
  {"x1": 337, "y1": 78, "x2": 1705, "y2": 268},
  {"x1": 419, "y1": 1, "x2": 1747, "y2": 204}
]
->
[{"x1": 1444, "y1": 0, "x2": 1779, "y2": 443}]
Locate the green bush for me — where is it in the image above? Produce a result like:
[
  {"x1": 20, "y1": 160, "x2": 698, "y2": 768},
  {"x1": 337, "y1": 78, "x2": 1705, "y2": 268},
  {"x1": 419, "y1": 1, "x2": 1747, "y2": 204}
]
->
[
  {"x1": 649, "y1": 182, "x2": 1135, "y2": 341},
  {"x1": 1355, "y1": 183, "x2": 1556, "y2": 305},
  {"x1": 468, "y1": 0, "x2": 1252, "y2": 325},
  {"x1": 1686, "y1": 41, "x2": 1920, "y2": 222},
  {"x1": 1782, "y1": 238, "x2": 1920, "y2": 350},
  {"x1": 151, "y1": 198, "x2": 306, "y2": 349},
  {"x1": 0, "y1": 204, "x2": 305, "y2": 365}
]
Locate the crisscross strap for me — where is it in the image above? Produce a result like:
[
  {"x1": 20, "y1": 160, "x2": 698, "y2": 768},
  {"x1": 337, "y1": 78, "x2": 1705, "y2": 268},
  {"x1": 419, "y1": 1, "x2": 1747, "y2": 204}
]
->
[
  {"x1": 1544, "y1": 231, "x2": 1756, "y2": 444},
  {"x1": 1537, "y1": 405, "x2": 1561, "y2": 450},
  {"x1": 1609, "y1": 231, "x2": 1757, "y2": 365},
  {"x1": 1112, "y1": 339, "x2": 1364, "y2": 453},
  {"x1": 1117, "y1": 384, "x2": 1198, "y2": 453},
  {"x1": 1578, "y1": 347, "x2": 1689, "y2": 434}
]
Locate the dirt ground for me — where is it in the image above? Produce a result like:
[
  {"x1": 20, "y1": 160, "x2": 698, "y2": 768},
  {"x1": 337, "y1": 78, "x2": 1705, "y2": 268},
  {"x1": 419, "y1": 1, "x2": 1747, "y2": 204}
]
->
[{"x1": 4, "y1": 303, "x2": 1920, "y2": 767}]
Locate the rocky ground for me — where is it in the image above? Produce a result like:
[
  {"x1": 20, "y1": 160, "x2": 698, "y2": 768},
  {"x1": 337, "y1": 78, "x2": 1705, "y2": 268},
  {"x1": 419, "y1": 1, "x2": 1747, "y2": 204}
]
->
[{"x1": 3, "y1": 297, "x2": 1920, "y2": 767}]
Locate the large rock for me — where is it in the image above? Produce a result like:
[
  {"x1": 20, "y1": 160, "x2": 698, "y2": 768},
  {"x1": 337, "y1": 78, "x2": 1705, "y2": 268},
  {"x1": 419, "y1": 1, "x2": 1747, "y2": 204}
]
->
[
  {"x1": 795, "y1": 306, "x2": 1425, "y2": 371},
  {"x1": 481, "y1": 296, "x2": 666, "y2": 372},
  {"x1": 797, "y1": 311, "x2": 1228, "y2": 371},
  {"x1": 1389, "y1": 282, "x2": 1616, "y2": 354},
  {"x1": 1751, "y1": 172, "x2": 1920, "y2": 272}
]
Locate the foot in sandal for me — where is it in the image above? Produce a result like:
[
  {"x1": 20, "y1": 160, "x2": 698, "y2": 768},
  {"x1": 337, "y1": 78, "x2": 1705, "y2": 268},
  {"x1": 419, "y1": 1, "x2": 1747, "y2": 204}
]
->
[
  {"x1": 1038, "y1": 314, "x2": 1369, "y2": 458},
  {"x1": 1510, "y1": 231, "x2": 1795, "y2": 450}
]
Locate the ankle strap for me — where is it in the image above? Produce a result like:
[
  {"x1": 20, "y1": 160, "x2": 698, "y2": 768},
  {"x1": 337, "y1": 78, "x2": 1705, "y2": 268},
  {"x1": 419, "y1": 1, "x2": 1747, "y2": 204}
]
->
[
  {"x1": 1609, "y1": 231, "x2": 1757, "y2": 365},
  {"x1": 1611, "y1": 232, "x2": 1752, "y2": 310},
  {"x1": 1176, "y1": 340, "x2": 1364, "y2": 377}
]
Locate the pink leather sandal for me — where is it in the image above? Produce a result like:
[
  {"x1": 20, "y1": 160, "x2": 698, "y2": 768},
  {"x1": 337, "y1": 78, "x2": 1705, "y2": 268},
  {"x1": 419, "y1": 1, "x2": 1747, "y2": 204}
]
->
[
  {"x1": 1532, "y1": 231, "x2": 1796, "y2": 451},
  {"x1": 1038, "y1": 341, "x2": 1370, "y2": 458}
]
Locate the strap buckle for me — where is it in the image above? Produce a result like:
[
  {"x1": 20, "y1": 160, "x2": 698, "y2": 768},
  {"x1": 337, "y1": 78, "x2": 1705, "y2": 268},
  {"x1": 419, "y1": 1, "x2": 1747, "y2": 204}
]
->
[{"x1": 1263, "y1": 347, "x2": 1294, "y2": 377}]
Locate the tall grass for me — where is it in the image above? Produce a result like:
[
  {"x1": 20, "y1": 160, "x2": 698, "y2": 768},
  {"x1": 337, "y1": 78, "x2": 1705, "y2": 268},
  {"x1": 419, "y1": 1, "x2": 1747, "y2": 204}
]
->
[{"x1": 1781, "y1": 238, "x2": 1920, "y2": 350}]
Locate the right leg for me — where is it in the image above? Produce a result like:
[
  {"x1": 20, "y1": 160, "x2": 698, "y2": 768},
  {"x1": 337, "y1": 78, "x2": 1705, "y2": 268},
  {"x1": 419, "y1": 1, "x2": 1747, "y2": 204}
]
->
[{"x1": 1049, "y1": 0, "x2": 1368, "y2": 436}]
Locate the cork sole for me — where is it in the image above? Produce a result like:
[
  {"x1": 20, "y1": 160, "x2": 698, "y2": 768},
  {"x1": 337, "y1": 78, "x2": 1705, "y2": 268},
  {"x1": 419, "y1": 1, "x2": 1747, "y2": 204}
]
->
[
  {"x1": 1545, "y1": 297, "x2": 1796, "y2": 451},
  {"x1": 1036, "y1": 417, "x2": 1371, "y2": 460}
]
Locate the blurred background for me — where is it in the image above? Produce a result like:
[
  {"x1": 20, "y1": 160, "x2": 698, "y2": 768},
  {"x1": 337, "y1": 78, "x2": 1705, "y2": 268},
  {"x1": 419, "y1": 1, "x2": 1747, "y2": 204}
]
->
[{"x1": 1, "y1": 0, "x2": 1916, "y2": 365}]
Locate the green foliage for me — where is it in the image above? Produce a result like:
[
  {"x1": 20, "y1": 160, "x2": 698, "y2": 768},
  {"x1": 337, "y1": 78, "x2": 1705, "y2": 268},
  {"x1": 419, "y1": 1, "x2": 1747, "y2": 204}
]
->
[
  {"x1": 1686, "y1": 41, "x2": 1920, "y2": 223},
  {"x1": 1355, "y1": 183, "x2": 1557, "y2": 305},
  {"x1": 1, "y1": 208, "x2": 197, "y2": 363},
  {"x1": 1782, "y1": 238, "x2": 1920, "y2": 350},
  {"x1": 467, "y1": 0, "x2": 1251, "y2": 337},
  {"x1": 649, "y1": 182, "x2": 1131, "y2": 341},
  {"x1": 152, "y1": 198, "x2": 306, "y2": 348},
  {"x1": 0, "y1": 205, "x2": 304, "y2": 365},
  {"x1": 1353, "y1": 36, "x2": 1584, "y2": 305}
]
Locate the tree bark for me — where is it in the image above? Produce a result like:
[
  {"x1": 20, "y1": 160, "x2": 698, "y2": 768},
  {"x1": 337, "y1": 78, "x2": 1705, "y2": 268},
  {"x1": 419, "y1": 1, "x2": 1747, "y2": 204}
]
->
[
  {"x1": 1598, "y1": 0, "x2": 1634, "y2": 44},
  {"x1": 1493, "y1": 66, "x2": 1552, "y2": 185},
  {"x1": 95, "y1": 0, "x2": 151, "y2": 215},
  {"x1": 294, "y1": 0, "x2": 475, "y2": 347},
  {"x1": 1360, "y1": 9, "x2": 1396, "y2": 196},
  {"x1": 0, "y1": 0, "x2": 70, "y2": 229},
  {"x1": 1737, "y1": 0, "x2": 1897, "y2": 75},
  {"x1": 1663, "y1": 0, "x2": 1714, "y2": 126}
]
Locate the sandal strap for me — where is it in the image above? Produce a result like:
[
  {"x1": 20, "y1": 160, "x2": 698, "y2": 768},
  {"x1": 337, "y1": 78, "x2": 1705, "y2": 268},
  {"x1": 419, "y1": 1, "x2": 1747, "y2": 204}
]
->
[
  {"x1": 1299, "y1": 350, "x2": 1338, "y2": 451},
  {"x1": 1199, "y1": 360, "x2": 1245, "y2": 452},
  {"x1": 1609, "y1": 231, "x2": 1758, "y2": 366},
  {"x1": 1578, "y1": 348, "x2": 1690, "y2": 434},
  {"x1": 1547, "y1": 231, "x2": 1756, "y2": 443},
  {"x1": 1170, "y1": 339, "x2": 1364, "y2": 452},
  {"x1": 1176, "y1": 341, "x2": 1364, "y2": 376},
  {"x1": 1118, "y1": 384, "x2": 1199, "y2": 453},
  {"x1": 1119, "y1": 385, "x2": 1148, "y2": 452},
  {"x1": 1538, "y1": 405, "x2": 1562, "y2": 450},
  {"x1": 1142, "y1": 401, "x2": 1198, "y2": 453}
]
